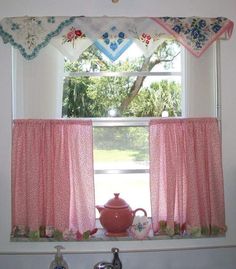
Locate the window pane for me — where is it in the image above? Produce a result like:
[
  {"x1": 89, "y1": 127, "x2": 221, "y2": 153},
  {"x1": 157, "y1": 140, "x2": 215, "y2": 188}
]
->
[
  {"x1": 94, "y1": 173, "x2": 151, "y2": 218},
  {"x1": 94, "y1": 126, "x2": 149, "y2": 170},
  {"x1": 94, "y1": 126, "x2": 150, "y2": 217},
  {"x1": 63, "y1": 39, "x2": 182, "y2": 118},
  {"x1": 151, "y1": 49, "x2": 182, "y2": 72},
  {"x1": 62, "y1": 76, "x2": 182, "y2": 117}
]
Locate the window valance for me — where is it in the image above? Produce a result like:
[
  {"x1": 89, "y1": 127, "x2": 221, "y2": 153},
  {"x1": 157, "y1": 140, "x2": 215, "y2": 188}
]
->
[{"x1": 0, "y1": 16, "x2": 233, "y2": 61}]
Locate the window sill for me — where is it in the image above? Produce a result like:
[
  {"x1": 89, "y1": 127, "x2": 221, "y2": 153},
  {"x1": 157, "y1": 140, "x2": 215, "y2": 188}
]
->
[{"x1": 10, "y1": 228, "x2": 225, "y2": 243}]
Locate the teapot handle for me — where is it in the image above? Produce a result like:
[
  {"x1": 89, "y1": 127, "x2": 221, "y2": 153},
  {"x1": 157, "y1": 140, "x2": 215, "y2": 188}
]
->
[{"x1": 133, "y1": 208, "x2": 147, "y2": 216}]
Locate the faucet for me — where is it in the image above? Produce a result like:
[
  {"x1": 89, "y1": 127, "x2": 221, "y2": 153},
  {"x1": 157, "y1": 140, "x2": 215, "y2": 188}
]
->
[
  {"x1": 93, "y1": 248, "x2": 122, "y2": 269},
  {"x1": 111, "y1": 248, "x2": 122, "y2": 269},
  {"x1": 93, "y1": 262, "x2": 114, "y2": 269}
]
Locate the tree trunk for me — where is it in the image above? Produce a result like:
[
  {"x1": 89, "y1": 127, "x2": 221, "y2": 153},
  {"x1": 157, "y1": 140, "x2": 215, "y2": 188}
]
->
[
  {"x1": 119, "y1": 56, "x2": 158, "y2": 114},
  {"x1": 118, "y1": 51, "x2": 180, "y2": 114}
]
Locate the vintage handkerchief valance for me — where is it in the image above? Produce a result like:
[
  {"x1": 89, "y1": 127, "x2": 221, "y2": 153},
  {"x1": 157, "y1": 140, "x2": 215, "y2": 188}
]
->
[
  {"x1": 153, "y1": 17, "x2": 234, "y2": 57},
  {"x1": 0, "y1": 16, "x2": 233, "y2": 61}
]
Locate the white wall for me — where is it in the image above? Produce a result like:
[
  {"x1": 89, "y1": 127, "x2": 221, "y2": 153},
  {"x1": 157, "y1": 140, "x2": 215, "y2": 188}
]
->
[
  {"x1": 0, "y1": 0, "x2": 236, "y2": 268},
  {"x1": 13, "y1": 45, "x2": 64, "y2": 119},
  {"x1": 185, "y1": 46, "x2": 216, "y2": 117}
]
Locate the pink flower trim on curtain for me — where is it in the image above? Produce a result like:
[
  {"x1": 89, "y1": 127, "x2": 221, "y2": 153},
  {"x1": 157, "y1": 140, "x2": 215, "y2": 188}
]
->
[
  {"x1": 12, "y1": 119, "x2": 95, "y2": 240},
  {"x1": 149, "y1": 118, "x2": 226, "y2": 237}
]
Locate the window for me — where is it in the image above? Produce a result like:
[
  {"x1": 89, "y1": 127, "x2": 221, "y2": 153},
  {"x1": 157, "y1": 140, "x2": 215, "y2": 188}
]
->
[
  {"x1": 8, "y1": 15, "x2": 230, "y2": 248},
  {"x1": 93, "y1": 123, "x2": 150, "y2": 217},
  {"x1": 10, "y1": 31, "x2": 227, "y2": 245},
  {"x1": 62, "y1": 41, "x2": 183, "y2": 218},
  {"x1": 63, "y1": 41, "x2": 182, "y2": 118}
]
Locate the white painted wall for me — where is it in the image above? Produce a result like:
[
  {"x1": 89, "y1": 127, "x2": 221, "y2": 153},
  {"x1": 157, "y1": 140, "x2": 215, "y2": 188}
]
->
[
  {"x1": 185, "y1": 46, "x2": 216, "y2": 117},
  {"x1": 13, "y1": 45, "x2": 64, "y2": 119},
  {"x1": 0, "y1": 0, "x2": 236, "y2": 268}
]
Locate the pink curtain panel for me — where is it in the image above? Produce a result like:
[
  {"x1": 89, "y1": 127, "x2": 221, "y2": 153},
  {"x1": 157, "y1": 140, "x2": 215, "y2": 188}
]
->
[
  {"x1": 149, "y1": 118, "x2": 226, "y2": 235},
  {"x1": 12, "y1": 119, "x2": 95, "y2": 233}
]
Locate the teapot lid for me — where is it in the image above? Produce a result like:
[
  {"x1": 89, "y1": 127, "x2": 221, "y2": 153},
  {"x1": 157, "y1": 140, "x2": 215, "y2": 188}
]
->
[{"x1": 105, "y1": 193, "x2": 129, "y2": 209}]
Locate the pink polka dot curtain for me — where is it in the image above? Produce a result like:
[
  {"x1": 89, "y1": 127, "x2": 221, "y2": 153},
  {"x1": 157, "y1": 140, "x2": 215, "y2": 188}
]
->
[
  {"x1": 149, "y1": 118, "x2": 226, "y2": 237},
  {"x1": 11, "y1": 119, "x2": 95, "y2": 235}
]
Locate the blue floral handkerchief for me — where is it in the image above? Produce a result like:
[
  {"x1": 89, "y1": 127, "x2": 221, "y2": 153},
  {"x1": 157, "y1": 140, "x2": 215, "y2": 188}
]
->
[{"x1": 94, "y1": 26, "x2": 132, "y2": 61}]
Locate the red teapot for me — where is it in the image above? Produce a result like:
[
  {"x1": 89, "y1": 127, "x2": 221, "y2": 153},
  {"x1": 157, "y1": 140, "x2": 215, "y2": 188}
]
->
[{"x1": 96, "y1": 193, "x2": 147, "y2": 237}]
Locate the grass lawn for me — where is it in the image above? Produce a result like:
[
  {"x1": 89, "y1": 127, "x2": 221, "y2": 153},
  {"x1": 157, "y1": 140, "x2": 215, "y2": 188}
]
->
[{"x1": 94, "y1": 149, "x2": 145, "y2": 162}]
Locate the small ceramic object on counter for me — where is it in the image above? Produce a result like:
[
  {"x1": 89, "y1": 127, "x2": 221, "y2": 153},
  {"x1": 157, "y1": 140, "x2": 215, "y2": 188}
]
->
[
  {"x1": 129, "y1": 214, "x2": 151, "y2": 240},
  {"x1": 96, "y1": 193, "x2": 147, "y2": 237}
]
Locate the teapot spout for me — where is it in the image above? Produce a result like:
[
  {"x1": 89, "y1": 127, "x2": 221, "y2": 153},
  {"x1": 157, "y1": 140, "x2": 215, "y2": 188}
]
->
[{"x1": 96, "y1": 205, "x2": 105, "y2": 213}]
